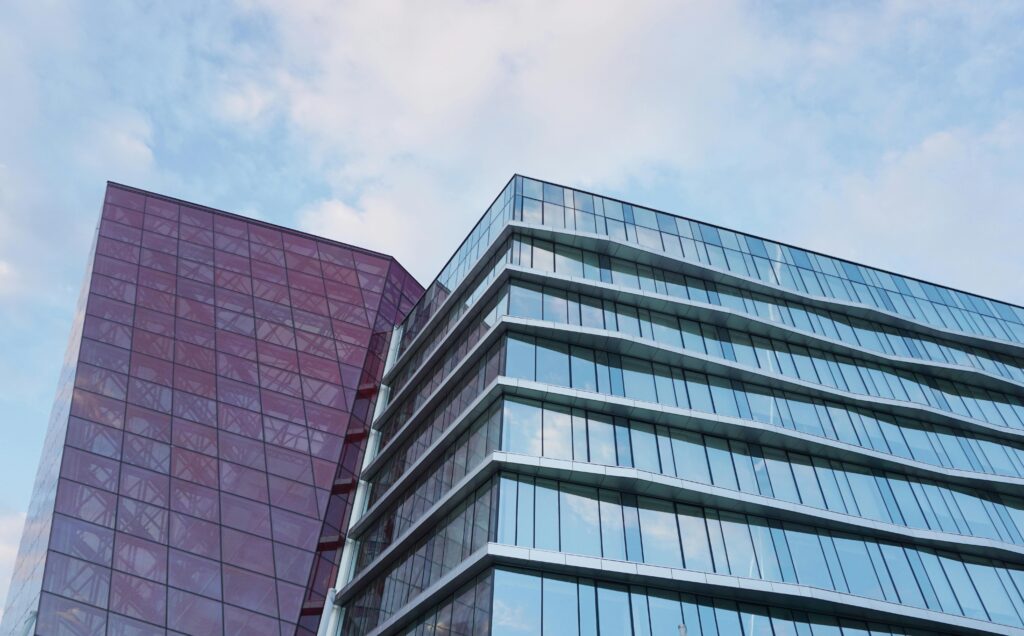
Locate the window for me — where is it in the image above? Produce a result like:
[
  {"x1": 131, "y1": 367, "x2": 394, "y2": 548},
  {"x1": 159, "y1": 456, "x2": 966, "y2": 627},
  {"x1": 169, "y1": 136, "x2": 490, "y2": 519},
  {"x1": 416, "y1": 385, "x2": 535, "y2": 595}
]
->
[
  {"x1": 631, "y1": 423, "x2": 660, "y2": 473},
  {"x1": 571, "y1": 347, "x2": 597, "y2": 392},
  {"x1": 560, "y1": 484, "x2": 601, "y2": 557},
  {"x1": 784, "y1": 527, "x2": 833, "y2": 590},
  {"x1": 497, "y1": 476, "x2": 518, "y2": 544},
  {"x1": 492, "y1": 569, "x2": 540, "y2": 636},
  {"x1": 706, "y1": 436, "x2": 738, "y2": 491},
  {"x1": 536, "y1": 340, "x2": 570, "y2": 386},
  {"x1": 599, "y1": 490, "x2": 626, "y2": 560},
  {"x1": 677, "y1": 504, "x2": 713, "y2": 572},
  {"x1": 588, "y1": 414, "x2": 616, "y2": 466},
  {"x1": 543, "y1": 289, "x2": 569, "y2": 324},
  {"x1": 543, "y1": 405, "x2": 573, "y2": 460},
  {"x1": 580, "y1": 296, "x2": 604, "y2": 329},
  {"x1": 543, "y1": 575, "x2": 580, "y2": 635},
  {"x1": 509, "y1": 284, "x2": 543, "y2": 320},
  {"x1": 832, "y1": 534, "x2": 882, "y2": 600},
  {"x1": 651, "y1": 312, "x2": 682, "y2": 348},
  {"x1": 622, "y1": 358, "x2": 657, "y2": 403},
  {"x1": 532, "y1": 240, "x2": 555, "y2": 273},
  {"x1": 720, "y1": 512, "x2": 759, "y2": 578},
  {"x1": 502, "y1": 399, "x2": 542, "y2": 456},
  {"x1": 671, "y1": 430, "x2": 710, "y2": 483},
  {"x1": 597, "y1": 584, "x2": 632, "y2": 636},
  {"x1": 506, "y1": 335, "x2": 535, "y2": 380},
  {"x1": 638, "y1": 497, "x2": 682, "y2": 568},
  {"x1": 648, "y1": 591, "x2": 683, "y2": 635},
  {"x1": 535, "y1": 479, "x2": 559, "y2": 551},
  {"x1": 685, "y1": 371, "x2": 714, "y2": 413}
]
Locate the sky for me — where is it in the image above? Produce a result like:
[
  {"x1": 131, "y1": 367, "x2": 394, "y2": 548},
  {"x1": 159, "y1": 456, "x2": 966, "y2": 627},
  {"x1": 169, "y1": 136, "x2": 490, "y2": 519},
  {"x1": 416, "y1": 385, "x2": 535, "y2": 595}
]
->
[{"x1": 1, "y1": 0, "x2": 1023, "y2": 617}]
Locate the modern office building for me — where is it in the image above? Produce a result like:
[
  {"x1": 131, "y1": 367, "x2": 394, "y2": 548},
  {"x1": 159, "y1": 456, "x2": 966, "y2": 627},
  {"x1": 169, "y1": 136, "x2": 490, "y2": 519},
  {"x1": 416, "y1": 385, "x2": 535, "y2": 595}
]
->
[
  {"x1": 322, "y1": 176, "x2": 1024, "y2": 636},
  {"x1": 8, "y1": 176, "x2": 1024, "y2": 636},
  {"x1": 1, "y1": 183, "x2": 423, "y2": 635}
]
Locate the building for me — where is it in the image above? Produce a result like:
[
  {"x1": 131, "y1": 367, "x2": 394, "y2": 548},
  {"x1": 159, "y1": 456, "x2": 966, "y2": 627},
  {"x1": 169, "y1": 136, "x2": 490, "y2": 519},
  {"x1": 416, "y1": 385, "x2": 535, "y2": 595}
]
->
[
  {"x1": 1, "y1": 183, "x2": 423, "y2": 635},
  {"x1": 8, "y1": 176, "x2": 1024, "y2": 636},
  {"x1": 323, "y1": 176, "x2": 1024, "y2": 636}
]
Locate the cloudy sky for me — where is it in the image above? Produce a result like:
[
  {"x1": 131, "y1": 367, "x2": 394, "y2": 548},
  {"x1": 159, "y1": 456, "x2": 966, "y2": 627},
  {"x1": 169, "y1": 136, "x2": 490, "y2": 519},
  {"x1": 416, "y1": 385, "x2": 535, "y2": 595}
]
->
[{"x1": 1, "y1": 0, "x2": 1023, "y2": 615}]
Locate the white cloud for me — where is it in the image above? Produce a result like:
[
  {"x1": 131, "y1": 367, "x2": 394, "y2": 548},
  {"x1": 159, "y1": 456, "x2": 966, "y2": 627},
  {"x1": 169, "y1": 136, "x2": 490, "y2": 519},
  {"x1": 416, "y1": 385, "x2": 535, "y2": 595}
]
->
[
  {"x1": 0, "y1": 261, "x2": 17, "y2": 298},
  {"x1": 229, "y1": 1, "x2": 800, "y2": 281},
  {"x1": 75, "y1": 110, "x2": 155, "y2": 182},
  {"x1": 0, "y1": 511, "x2": 27, "y2": 623},
  {"x1": 225, "y1": 0, "x2": 1024, "y2": 300},
  {"x1": 233, "y1": 0, "x2": 789, "y2": 182},
  {"x1": 298, "y1": 174, "x2": 464, "y2": 280},
  {"x1": 216, "y1": 81, "x2": 276, "y2": 124},
  {"x1": 801, "y1": 115, "x2": 1024, "y2": 301}
]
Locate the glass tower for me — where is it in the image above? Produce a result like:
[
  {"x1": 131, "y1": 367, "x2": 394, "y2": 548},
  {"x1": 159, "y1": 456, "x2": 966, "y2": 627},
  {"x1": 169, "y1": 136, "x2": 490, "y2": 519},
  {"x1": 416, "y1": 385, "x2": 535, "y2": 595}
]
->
[
  {"x1": 324, "y1": 175, "x2": 1024, "y2": 636},
  {"x1": 1, "y1": 183, "x2": 423, "y2": 636}
]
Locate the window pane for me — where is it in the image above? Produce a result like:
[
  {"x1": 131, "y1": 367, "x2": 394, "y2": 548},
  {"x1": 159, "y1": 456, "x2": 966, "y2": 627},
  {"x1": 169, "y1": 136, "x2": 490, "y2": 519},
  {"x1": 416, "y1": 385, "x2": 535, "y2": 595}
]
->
[
  {"x1": 833, "y1": 534, "x2": 882, "y2": 600},
  {"x1": 648, "y1": 591, "x2": 682, "y2": 635},
  {"x1": 686, "y1": 372, "x2": 714, "y2": 412},
  {"x1": 631, "y1": 423, "x2": 660, "y2": 473},
  {"x1": 588, "y1": 414, "x2": 616, "y2": 466},
  {"x1": 706, "y1": 437, "x2": 738, "y2": 490},
  {"x1": 623, "y1": 358, "x2": 657, "y2": 402},
  {"x1": 571, "y1": 348, "x2": 597, "y2": 392},
  {"x1": 560, "y1": 484, "x2": 602, "y2": 557},
  {"x1": 543, "y1": 575, "x2": 580, "y2": 635},
  {"x1": 543, "y1": 405, "x2": 573, "y2": 460},
  {"x1": 677, "y1": 504, "x2": 713, "y2": 572},
  {"x1": 600, "y1": 491, "x2": 626, "y2": 560},
  {"x1": 638, "y1": 497, "x2": 682, "y2": 568},
  {"x1": 509, "y1": 284, "x2": 543, "y2": 320},
  {"x1": 497, "y1": 476, "x2": 518, "y2": 544},
  {"x1": 784, "y1": 527, "x2": 833, "y2": 590},
  {"x1": 493, "y1": 570, "x2": 541, "y2": 636},
  {"x1": 506, "y1": 336, "x2": 535, "y2": 380},
  {"x1": 543, "y1": 289, "x2": 569, "y2": 324},
  {"x1": 536, "y1": 340, "x2": 570, "y2": 386},
  {"x1": 502, "y1": 399, "x2": 542, "y2": 456},
  {"x1": 597, "y1": 584, "x2": 632, "y2": 636},
  {"x1": 535, "y1": 479, "x2": 559, "y2": 551},
  {"x1": 516, "y1": 477, "x2": 534, "y2": 548},
  {"x1": 720, "y1": 512, "x2": 759, "y2": 578},
  {"x1": 672, "y1": 429, "x2": 710, "y2": 483}
]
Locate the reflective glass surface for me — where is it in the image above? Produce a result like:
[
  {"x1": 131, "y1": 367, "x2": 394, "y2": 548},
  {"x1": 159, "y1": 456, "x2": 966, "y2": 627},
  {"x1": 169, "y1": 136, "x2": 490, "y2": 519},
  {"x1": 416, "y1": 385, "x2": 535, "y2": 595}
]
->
[
  {"x1": 497, "y1": 397, "x2": 1024, "y2": 544},
  {"x1": 495, "y1": 474, "x2": 1024, "y2": 628},
  {"x1": 504, "y1": 333, "x2": 1024, "y2": 481},
  {"x1": 326, "y1": 176, "x2": 1024, "y2": 636},
  {"x1": 2, "y1": 184, "x2": 423, "y2": 636}
]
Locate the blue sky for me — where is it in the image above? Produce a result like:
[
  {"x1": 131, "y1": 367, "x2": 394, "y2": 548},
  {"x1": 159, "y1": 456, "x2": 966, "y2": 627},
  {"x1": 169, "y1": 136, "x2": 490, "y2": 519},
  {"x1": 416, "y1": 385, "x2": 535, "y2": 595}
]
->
[{"x1": 1, "y1": 0, "x2": 1023, "y2": 614}]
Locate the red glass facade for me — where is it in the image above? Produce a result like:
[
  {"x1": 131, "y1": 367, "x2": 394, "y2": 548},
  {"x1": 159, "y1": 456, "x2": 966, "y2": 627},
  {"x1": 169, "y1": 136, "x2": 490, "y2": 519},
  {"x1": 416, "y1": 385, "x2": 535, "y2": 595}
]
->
[{"x1": 2, "y1": 183, "x2": 422, "y2": 635}]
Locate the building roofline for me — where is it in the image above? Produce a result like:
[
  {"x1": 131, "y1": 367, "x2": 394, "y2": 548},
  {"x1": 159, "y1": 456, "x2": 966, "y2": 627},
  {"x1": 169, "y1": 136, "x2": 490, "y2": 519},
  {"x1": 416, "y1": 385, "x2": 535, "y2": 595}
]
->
[
  {"x1": 407, "y1": 174, "x2": 517, "y2": 297},
  {"x1": 516, "y1": 173, "x2": 1024, "y2": 313},
  {"x1": 105, "y1": 181, "x2": 415, "y2": 273}
]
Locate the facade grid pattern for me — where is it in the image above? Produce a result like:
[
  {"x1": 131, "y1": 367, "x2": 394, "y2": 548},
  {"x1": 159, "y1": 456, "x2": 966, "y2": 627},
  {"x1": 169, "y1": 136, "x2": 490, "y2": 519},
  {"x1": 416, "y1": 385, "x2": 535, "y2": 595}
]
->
[
  {"x1": 1, "y1": 184, "x2": 422, "y2": 636},
  {"x1": 329, "y1": 175, "x2": 1024, "y2": 636},
  {"x1": 8, "y1": 175, "x2": 1024, "y2": 636}
]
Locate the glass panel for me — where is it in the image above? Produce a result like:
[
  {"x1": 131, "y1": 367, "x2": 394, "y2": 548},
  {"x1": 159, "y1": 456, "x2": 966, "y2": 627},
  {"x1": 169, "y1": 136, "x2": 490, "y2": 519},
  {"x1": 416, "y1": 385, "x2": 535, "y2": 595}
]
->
[
  {"x1": 543, "y1": 575, "x2": 580, "y2": 635},
  {"x1": 503, "y1": 399, "x2": 542, "y2": 456},
  {"x1": 492, "y1": 569, "x2": 541, "y2": 636},
  {"x1": 638, "y1": 497, "x2": 682, "y2": 568},
  {"x1": 597, "y1": 584, "x2": 632, "y2": 636},
  {"x1": 543, "y1": 405, "x2": 573, "y2": 460},
  {"x1": 677, "y1": 504, "x2": 713, "y2": 572},
  {"x1": 561, "y1": 484, "x2": 602, "y2": 557}
]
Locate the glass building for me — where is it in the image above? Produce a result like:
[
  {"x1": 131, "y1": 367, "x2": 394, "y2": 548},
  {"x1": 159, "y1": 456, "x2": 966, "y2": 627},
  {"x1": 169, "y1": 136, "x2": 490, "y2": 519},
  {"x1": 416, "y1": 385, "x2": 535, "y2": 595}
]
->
[
  {"x1": 1, "y1": 183, "x2": 423, "y2": 635},
  {"x1": 322, "y1": 175, "x2": 1024, "y2": 636},
  {"x1": 8, "y1": 176, "x2": 1024, "y2": 636}
]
